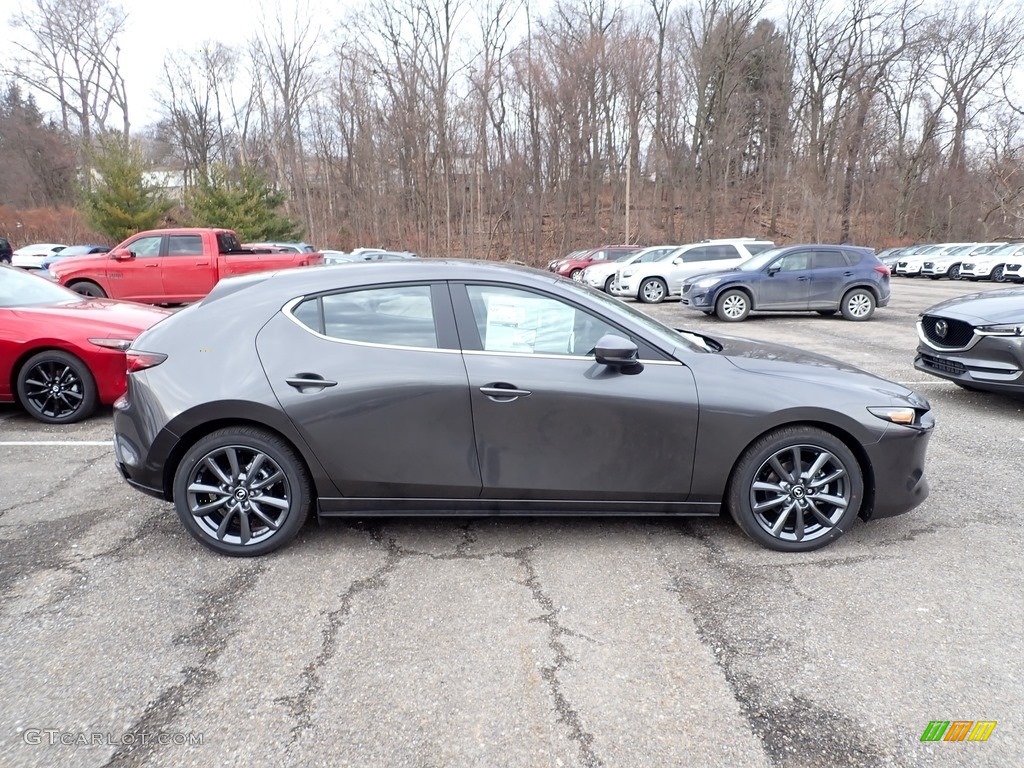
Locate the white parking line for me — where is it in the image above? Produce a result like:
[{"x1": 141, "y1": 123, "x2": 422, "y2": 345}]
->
[{"x1": 0, "y1": 441, "x2": 113, "y2": 447}]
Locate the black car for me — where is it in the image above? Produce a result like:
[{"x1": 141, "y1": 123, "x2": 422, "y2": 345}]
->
[
  {"x1": 0, "y1": 237, "x2": 11, "y2": 264},
  {"x1": 915, "y1": 287, "x2": 1024, "y2": 395},
  {"x1": 113, "y1": 261, "x2": 933, "y2": 556},
  {"x1": 680, "y1": 245, "x2": 891, "y2": 322}
]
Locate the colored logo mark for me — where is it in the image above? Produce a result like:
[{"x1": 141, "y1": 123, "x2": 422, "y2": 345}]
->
[{"x1": 920, "y1": 721, "x2": 996, "y2": 742}]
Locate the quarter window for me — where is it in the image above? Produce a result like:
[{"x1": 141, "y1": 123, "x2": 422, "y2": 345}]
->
[
  {"x1": 466, "y1": 285, "x2": 620, "y2": 356},
  {"x1": 293, "y1": 285, "x2": 438, "y2": 349}
]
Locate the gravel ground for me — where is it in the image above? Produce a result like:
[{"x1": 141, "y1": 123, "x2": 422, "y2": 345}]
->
[{"x1": 0, "y1": 276, "x2": 1021, "y2": 767}]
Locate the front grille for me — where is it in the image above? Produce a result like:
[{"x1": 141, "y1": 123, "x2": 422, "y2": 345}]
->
[
  {"x1": 682, "y1": 284, "x2": 693, "y2": 295},
  {"x1": 963, "y1": 263, "x2": 975, "y2": 270},
  {"x1": 920, "y1": 353, "x2": 966, "y2": 376},
  {"x1": 921, "y1": 315, "x2": 975, "y2": 348},
  {"x1": 897, "y1": 261, "x2": 907, "y2": 268}
]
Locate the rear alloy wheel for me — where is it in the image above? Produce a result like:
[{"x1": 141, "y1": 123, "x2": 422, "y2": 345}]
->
[
  {"x1": 991, "y1": 265, "x2": 1006, "y2": 282},
  {"x1": 68, "y1": 280, "x2": 107, "y2": 298},
  {"x1": 569, "y1": 268, "x2": 583, "y2": 281},
  {"x1": 715, "y1": 289, "x2": 750, "y2": 322},
  {"x1": 841, "y1": 288, "x2": 875, "y2": 321},
  {"x1": 173, "y1": 427, "x2": 312, "y2": 556},
  {"x1": 727, "y1": 426, "x2": 863, "y2": 552},
  {"x1": 638, "y1": 277, "x2": 668, "y2": 304},
  {"x1": 948, "y1": 264, "x2": 962, "y2": 280},
  {"x1": 16, "y1": 350, "x2": 98, "y2": 424}
]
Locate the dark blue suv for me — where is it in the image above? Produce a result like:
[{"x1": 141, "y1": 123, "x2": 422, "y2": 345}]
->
[{"x1": 680, "y1": 245, "x2": 891, "y2": 322}]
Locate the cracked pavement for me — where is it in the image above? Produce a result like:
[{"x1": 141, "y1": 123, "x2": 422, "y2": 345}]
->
[{"x1": 0, "y1": 278, "x2": 1022, "y2": 767}]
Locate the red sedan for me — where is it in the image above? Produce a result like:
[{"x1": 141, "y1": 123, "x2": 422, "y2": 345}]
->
[{"x1": 0, "y1": 265, "x2": 170, "y2": 423}]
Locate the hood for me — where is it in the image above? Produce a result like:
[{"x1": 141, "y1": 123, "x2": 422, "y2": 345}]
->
[
  {"x1": 713, "y1": 334, "x2": 922, "y2": 402},
  {"x1": 685, "y1": 269, "x2": 740, "y2": 284},
  {"x1": 15, "y1": 299, "x2": 171, "y2": 335},
  {"x1": 921, "y1": 287, "x2": 1024, "y2": 324}
]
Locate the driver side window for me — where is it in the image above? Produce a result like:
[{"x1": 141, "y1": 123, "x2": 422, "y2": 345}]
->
[
  {"x1": 465, "y1": 285, "x2": 620, "y2": 357},
  {"x1": 774, "y1": 251, "x2": 811, "y2": 271},
  {"x1": 127, "y1": 236, "x2": 163, "y2": 258}
]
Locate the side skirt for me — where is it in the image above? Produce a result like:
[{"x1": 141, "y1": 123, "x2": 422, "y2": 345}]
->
[{"x1": 317, "y1": 497, "x2": 720, "y2": 517}]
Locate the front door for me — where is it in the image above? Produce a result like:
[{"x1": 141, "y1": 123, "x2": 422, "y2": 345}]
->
[
  {"x1": 758, "y1": 250, "x2": 813, "y2": 309},
  {"x1": 111, "y1": 234, "x2": 164, "y2": 301},
  {"x1": 452, "y1": 283, "x2": 699, "y2": 500},
  {"x1": 256, "y1": 282, "x2": 481, "y2": 498}
]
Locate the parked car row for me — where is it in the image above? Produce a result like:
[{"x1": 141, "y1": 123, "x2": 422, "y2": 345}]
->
[{"x1": 888, "y1": 242, "x2": 1024, "y2": 282}]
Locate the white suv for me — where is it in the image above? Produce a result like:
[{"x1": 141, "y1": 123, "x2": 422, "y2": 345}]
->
[
  {"x1": 958, "y1": 243, "x2": 1024, "y2": 282},
  {"x1": 610, "y1": 239, "x2": 775, "y2": 304},
  {"x1": 582, "y1": 245, "x2": 682, "y2": 293},
  {"x1": 895, "y1": 243, "x2": 971, "y2": 276}
]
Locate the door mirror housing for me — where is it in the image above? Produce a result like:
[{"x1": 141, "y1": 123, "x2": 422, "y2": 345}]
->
[
  {"x1": 767, "y1": 265, "x2": 781, "y2": 276},
  {"x1": 672, "y1": 257, "x2": 683, "y2": 265},
  {"x1": 594, "y1": 334, "x2": 643, "y2": 373},
  {"x1": 111, "y1": 248, "x2": 134, "y2": 261}
]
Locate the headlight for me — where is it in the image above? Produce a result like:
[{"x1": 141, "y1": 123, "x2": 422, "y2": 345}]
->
[
  {"x1": 692, "y1": 276, "x2": 720, "y2": 289},
  {"x1": 88, "y1": 338, "x2": 134, "y2": 351},
  {"x1": 868, "y1": 406, "x2": 930, "y2": 428},
  {"x1": 622, "y1": 269, "x2": 636, "y2": 278},
  {"x1": 976, "y1": 323, "x2": 1024, "y2": 336}
]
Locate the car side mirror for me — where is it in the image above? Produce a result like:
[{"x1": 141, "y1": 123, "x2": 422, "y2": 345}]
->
[
  {"x1": 672, "y1": 257, "x2": 683, "y2": 265},
  {"x1": 111, "y1": 248, "x2": 134, "y2": 260},
  {"x1": 595, "y1": 334, "x2": 643, "y2": 373},
  {"x1": 767, "y1": 266, "x2": 780, "y2": 276}
]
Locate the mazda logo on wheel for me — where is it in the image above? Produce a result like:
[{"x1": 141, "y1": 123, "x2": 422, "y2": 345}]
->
[{"x1": 935, "y1": 319, "x2": 948, "y2": 339}]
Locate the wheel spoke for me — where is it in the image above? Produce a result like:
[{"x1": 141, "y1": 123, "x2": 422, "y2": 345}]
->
[
  {"x1": 253, "y1": 494, "x2": 288, "y2": 511},
  {"x1": 188, "y1": 482, "x2": 228, "y2": 497},
  {"x1": 770, "y1": 501, "x2": 796, "y2": 535},
  {"x1": 802, "y1": 451, "x2": 832, "y2": 481},
  {"x1": 24, "y1": 378, "x2": 46, "y2": 388},
  {"x1": 249, "y1": 504, "x2": 280, "y2": 530},
  {"x1": 203, "y1": 456, "x2": 232, "y2": 486},
  {"x1": 806, "y1": 500, "x2": 836, "y2": 527},
  {"x1": 753, "y1": 494, "x2": 789, "y2": 512},
  {"x1": 808, "y1": 468, "x2": 846, "y2": 488},
  {"x1": 225, "y1": 448, "x2": 241, "y2": 481},
  {"x1": 247, "y1": 452, "x2": 268, "y2": 480},
  {"x1": 790, "y1": 446, "x2": 802, "y2": 477},
  {"x1": 768, "y1": 456, "x2": 794, "y2": 483},
  {"x1": 251, "y1": 470, "x2": 283, "y2": 491},
  {"x1": 216, "y1": 507, "x2": 236, "y2": 540},
  {"x1": 238, "y1": 511, "x2": 252, "y2": 544},
  {"x1": 191, "y1": 496, "x2": 231, "y2": 516},
  {"x1": 752, "y1": 480, "x2": 785, "y2": 493},
  {"x1": 813, "y1": 493, "x2": 848, "y2": 509},
  {"x1": 794, "y1": 506, "x2": 805, "y2": 541}
]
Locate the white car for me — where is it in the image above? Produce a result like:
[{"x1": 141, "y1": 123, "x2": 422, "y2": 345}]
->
[
  {"x1": 895, "y1": 243, "x2": 970, "y2": 276},
  {"x1": 610, "y1": 239, "x2": 776, "y2": 303},
  {"x1": 11, "y1": 243, "x2": 68, "y2": 269},
  {"x1": 1002, "y1": 258, "x2": 1024, "y2": 282},
  {"x1": 581, "y1": 245, "x2": 682, "y2": 293},
  {"x1": 958, "y1": 243, "x2": 1024, "y2": 282},
  {"x1": 918, "y1": 243, "x2": 980, "y2": 279}
]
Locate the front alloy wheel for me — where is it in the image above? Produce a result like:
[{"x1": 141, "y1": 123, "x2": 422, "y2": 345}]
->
[
  {"x1": 728, "y1": 427, "x2": 863, "y2": 552},
  {"x1": 638, "y1": 277, "x2": 667, "y2": 303},
  {"x1": 715, "y1": 289, "x2": 750, "y2": 321},
  {"x1": 173, "y1": 427, "x2": 312, "y2": 556}
]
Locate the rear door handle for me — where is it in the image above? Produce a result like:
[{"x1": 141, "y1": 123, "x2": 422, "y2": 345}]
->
[
  {"x1": 797, "y1": 276, "x2": 810, "y2": 281},
  {"x1": 286, "y1": 374, "x2": 338, "y2": 391},
  {"x1": 480, "y1": 384, "x2": 532, "y2": 401},
  {"x1": 195, "y1": 261, "x2": 210, "y2": 266},
  {"x1": 844, "y1": 271, "x2": 855, "y2": 276}
]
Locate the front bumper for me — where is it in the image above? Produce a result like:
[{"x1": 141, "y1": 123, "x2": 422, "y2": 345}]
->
[
  {"x1": 679, "y1": 284, "x2": 714, "y2": 309},
  {"x1": 914, "y1": 337, "x2": 1024, "y2": 395},
  {"x1": 609, "y1": 277, "x2": 639, "y2": 297},
  {"x1": 582, "y1": 271, "x2": 608, "y2": 289},
  {"x1": 861, "y1": 414, "x2": 934, "y2": 519}
]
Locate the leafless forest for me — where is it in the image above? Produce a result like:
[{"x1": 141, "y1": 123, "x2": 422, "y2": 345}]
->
[{"x1": 3, "y1": 0, "x2": 1024, "y2": 261}]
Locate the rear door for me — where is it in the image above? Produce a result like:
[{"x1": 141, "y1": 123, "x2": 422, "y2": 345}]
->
[
  {"x1": 807, "y1": 249, "x2": 852, "y2": 308},
  {"x1": 109, "y1": 234, "x2": 164, "y2": 301},
  {"x1": 161, "y1": 233, "x2": 218, "y2": 301},
  {"x1": 256, "y1": 282, "x2": 481, "y2": 499},
  {"x1": 758, "y1": 250, "x2": 813, "y2": 308}
]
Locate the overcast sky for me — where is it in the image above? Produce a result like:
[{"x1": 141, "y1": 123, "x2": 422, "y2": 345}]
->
[{"x1": 1, "y1": 0, "x2": 346, "y2": 127}]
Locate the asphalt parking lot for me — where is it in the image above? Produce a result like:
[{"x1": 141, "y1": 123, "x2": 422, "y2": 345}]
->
[{"x1": 1, "y1": 277, "x2": 1021, "y2": 767}]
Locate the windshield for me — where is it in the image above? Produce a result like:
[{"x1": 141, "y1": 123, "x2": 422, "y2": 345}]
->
[
  {"x1": 984, "y1": 244, "x2": 1022, "y2": 257},
  {"x1": 568, "y1": 280, "x2": 709, "y2": 354},
  {"x1": 0, "y1": 266, "x2": 81, "y2": 307},
  {"x1": 737, "y1": 248, "x2": 786, "y2": 271}
]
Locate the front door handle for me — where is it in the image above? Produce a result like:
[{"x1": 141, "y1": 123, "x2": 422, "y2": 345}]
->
[
  {"x1": 145, "y1": 263, "x2": 159, "y2": 268},
  {"x1": 286, "y1": 374, "x2": 338, "y2": 391},
  {"x1": 480, "y1": 384, "x2": 532, "y2": 401}
]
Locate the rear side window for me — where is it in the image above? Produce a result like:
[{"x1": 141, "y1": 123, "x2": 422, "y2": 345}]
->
[
  {"x1": 707, "y1": 244, "x2": 740, "y2": 260},
  {"x1": 746, "y1": 243, "x2": 775, "y2": 255},
  {"x1": 293, "y1": 285, "x2": 438, "y2": 349},
  {"x1": 167, "y1": 235, "x2": 203, "y2": 256},
  {"x1": 681, "y1": 247, "x2": 710, "y2": 262},
  {"x1": 813, "y1": 250, "x2": 849, "y2": 269},
  {"x1": 217, "y1": 233, "x2": 243, "y2": 253}
]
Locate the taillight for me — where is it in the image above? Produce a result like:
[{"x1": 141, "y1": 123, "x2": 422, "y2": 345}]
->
[
  {"x1": 126, "y1": 351, "x2": 167, "y2": 373},
  {"x1": 874, "y1": 265, "x2": 891, "y2": 277}
]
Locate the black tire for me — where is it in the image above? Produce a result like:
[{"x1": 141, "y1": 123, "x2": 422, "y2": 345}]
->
[
  {"x1": 816, "y1": 310, "x2": 837, "y2": 317},
  {"x1": 715, "y1": 289, "x2": 750, "y2": 322},
  {"x1": 16, "y1": 350, "x2": 98, "y2": 424},
  {"x1": 840, "y1": 288, "x2": 875, "y2": 321},
  {"x1": 726, "y1": 426, "x2": 864, "y2": 552},
  {"x1": 948, "y1": 264, "x2": 962, "y2": 280},
  {"x1": 701, "y1": 310, "x2": 713, "y2": 316},
  {"x1": 569, "y1": 268, "x2": 583, "y2": 281},
  {"x1": 638, "y1": 277, "x2": 668, "y2": 304},
  {"x1": 172, "y1": 427, "x2": 313, "y2": 556},
  {"x1": 68, "y1": 280, "x2": 107, "y2": 298},
  {"x1": 991, "y1": 265, "x2": 1006, "y2": 283},
  {"x1": 927, "y1": 275, "x2": 941, "y2": 280},
  {"x1": 603, "y1": 276, "x2": 614, "y2": 293}
]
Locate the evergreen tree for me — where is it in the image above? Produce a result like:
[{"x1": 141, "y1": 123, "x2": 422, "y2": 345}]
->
[
  {"x1": 185, "y1": 165, "x2": 303, "y2": 242},
  {"x1": 83, "y1": 133, "x2": 172, "y2": 241}
]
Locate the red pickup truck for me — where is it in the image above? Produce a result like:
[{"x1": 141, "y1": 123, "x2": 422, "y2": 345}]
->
[{"x1": 50, "y1": 228, "x2": 324, "y2": 303}]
